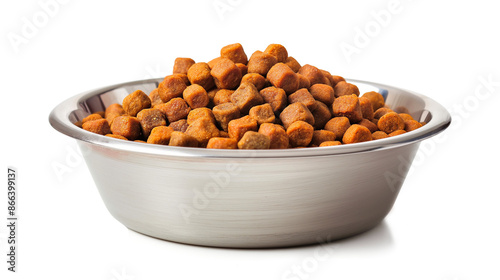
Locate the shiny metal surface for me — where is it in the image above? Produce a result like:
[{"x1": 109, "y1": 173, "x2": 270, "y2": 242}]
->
[{"x1": 49, "y1": 78, "x2": 451, "y2": 248}]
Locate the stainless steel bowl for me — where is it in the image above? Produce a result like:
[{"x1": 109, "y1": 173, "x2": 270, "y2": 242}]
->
[{"x1": 49, "y1": 78, "x2": 451, "y2": 248}]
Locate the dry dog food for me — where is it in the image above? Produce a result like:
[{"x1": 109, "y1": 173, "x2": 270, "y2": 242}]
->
[{"x1": 79, "y1": 43, "x2": 424, "y2": 149}]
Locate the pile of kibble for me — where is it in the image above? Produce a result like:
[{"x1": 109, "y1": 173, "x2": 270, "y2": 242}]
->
[{"x1": 77, "y1": 43, "x2": 424, "y2": 149}]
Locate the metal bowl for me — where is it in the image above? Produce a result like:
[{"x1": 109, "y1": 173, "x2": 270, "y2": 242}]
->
[{"x1": 49, "y1": 78, "x2": 451, "y2": 248}]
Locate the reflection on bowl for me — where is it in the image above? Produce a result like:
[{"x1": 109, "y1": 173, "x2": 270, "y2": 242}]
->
[{"x1": 49, "y1": 78, "x2": 450, "y2": 248}]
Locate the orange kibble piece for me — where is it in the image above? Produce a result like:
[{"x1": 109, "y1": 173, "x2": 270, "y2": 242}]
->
[
  {"x1": 241, "y1": 73, "x2": 267, "y2": 91},
  {"x1": 149, "y1": 88, "x2": 163, "y2": 107},
  {"x1": 249, "y1": 103, "x2": 275, "y2": 125},
  {"x1": 310, "y1": 84, "x2": 335, "y2": 106},
  {"x1": 362, "y1": 91, "x2": 385, "y2": 111},
  {"x1": 155, "y1": 97, "x2": 191, "y2": 123},
  {"x1": 122, "y1": 90, "x2": 151, "y2": 117},
  {"x1": 247, "y1": 51, "x2": 278, "y2": 76},
  {"x1": 237, "y1": 131, "x2": 271, "y2": 149},
  {"x1": 404, "y1": 120, "x2": 423, "y2": 131},
  {"x1": 105, "y1": 103, "x2": 126, "y2": 125},
  {"x1": 288, "y1": 88, "x2": 317, "y2": 112},
  {"x1": 297, "y1": 64, "x2": 326, "y2": 86},
  {"x1": 137, "y1": 108, "x2": 167, "y2": 138},
  {"x1": 311, "y1": 101, "x2": 332, "y2": 130},
  {"x1": 235, "y1": 63, "x2": 248, "y2": 76},
  {"x1": 399, "y1": 113, "x2": 414, "y2": 122},
  {"x1": 331, "y1": 75, "x2": 345, "y2": 87},
  {"x1": 213, "y1": 89, "x2": 235, "y2": 106},
  {"x1": 342, "y1": 124, "x2": 372, "y2": 144},
  {"x1": 185, "y1": 118, "x2": 220, "y2": 147},
  {"x1": 358, "y1": 96, "x2": 374, "y2": 120},
  {"x1": 311, "y1": 130, "x2": 337, "y2": 146},
  {"x1": 110, "y1": 115, "x2": 142, "y2": 140},
  {"x1": 183, "y1": 84, "x2": 210, "y2": 109},
  {"x1": 210, "y1": 57, "x2": 243, "y2": 90},
  {"x1": 260, "y1": 86, "x2": 287, "y2": 113},
  {"x1": 332, "y1": 94, "x2": 363, "y2": 123},
  {"x1": 212, "y1": 102, "x2": 241, "y2": 132},
  {"x1": 173, "y1": 57, "x2": 196, "y2": 75},
  {"x1": 287, "y1": 121, "x2": 314, "y2": 147},
  {"x1": 320, "y1": 70, "x2": 335, "y2": 87},
  {"x1": 258, "y1": 123, "x2": 289, "y2": 149},
  {"x1": 158, "y1": 75, "x2": 188, "y2": 103},
  {"x1": 230, "y1": 82, "x2": 264, "y2": 114},
  {"x1": 319, "y1": 141, "x2": 342, "y2": 147},
  {"x1": 324, "y1": 117, "x2": 351, "y2": 141},
  {"x1": 82, "y1": 119, "x2": 111, "y2": 135},
  {"x1": 187, "y1": 108, "x2": 216, "y2": 125},
  {"x1": 82, "y1": 113, "x2": 103, "y2": 124},
  {"x1": 267, "y1": 63, "x2": 299, "y2": 94},
  {"x1": 378, "y1": 112, "x2": 405, "y2": 134},
  {"x1": 297, "y1": 74, "x2": 311, "y2": 89},
  {"x1": 389, "y1": 130, "x2": 406, "y2": 137},
  {"x1": 169, "y1": 131, "x2": 199, "y2": 147},
  {"x1": 187, "y1": 62, "x2": 215, "y2": 91},
  {"x1": 285, "y1": 56, "x2": 301, "y2": 72},
  {"x1": 147, "y1": 126, "x2": 174, "y2": 145},
  {"x1": 105, "y1": 134, "x2": 128, "y2": 140},
  {"x1": 264, "y1": 44, "x2": 288, "y2": 63},
  {"x1": 207, "y1": 137, "x2": 238, "y2": 149},
  {"x1": 373, "y1": 107, "x2": 394, "y2": 119},
  {"x1": 279, "y1": 102, "x2": 315, "y2": 129},
  {"x1": 334, "y1": 81, "x2": 360, "y2": 97},
  {"x1": 228, "y1": 115, "x2": 258, "y2": 141},
  {"x1": 372, "y1": 131, "x2": 388, "y2": 140},
  {"x1": 220, "y1": 43, "x2": 248, "y2": 64}
]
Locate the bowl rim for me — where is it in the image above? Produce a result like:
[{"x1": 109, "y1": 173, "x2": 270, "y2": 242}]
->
[{"x1": 49, "y1": 78, "x2": 451, "y2": 158}]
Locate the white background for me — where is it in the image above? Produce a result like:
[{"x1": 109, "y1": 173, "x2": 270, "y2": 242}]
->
[{"x1": 1, "y1": 0, "x2": 499, "y2": 279}]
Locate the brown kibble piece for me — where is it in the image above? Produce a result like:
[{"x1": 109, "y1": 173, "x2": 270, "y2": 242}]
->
[
  {"x1": 342, "y1": 124, "x2": 372, "y2": 144},
  {"x1": 288, "y1": 88, "x2": 317, "y2": 111},
  {"x1": 169, "y1": 119, "x2": 189, "y2": 133},
  {"x1": 172, "y1": 73, "x2": 190, "y2": 86},
  {"x1": 105, "y1": 134, "x2": 128, "y2": 140},
  {"x1": 187, "y1": 62, "x2": 215, "y2": 91},
  {"x1": 258, "y1": 123, "x2": 289, "y2": 149},
  {"x1": 310, "y1": 84, "x2": 335, "y2": 106},
  {"x1": 249, "y1": 103, "x2": 275, "y2": 125},
  {"x1": 332, "y1": 94, "x2": 363, "y2": 123},
  {"x1": 82, "y1": 119, "x2": 111, "y2": 135},
  {"x1": 221, "y1": 43, "x2": 248, "y2": 64},
  {"x1": 264, "y1": 44, "x2": 288, "y2": 63},
  {"x1": 311, "y1": 101, "x2": 332, "y2": 130},
  {"x1": 183, "y1": 84, "x2": 210, "y2": 109},
  {"x1": 149, "y1": 88, "x2": 163, "y2": 107},
  {"x1": 173, "y1": 57, "x2": 196, "y2": 75},
  {"x1": 247, "y1": 51, "x2": 278, "y2": 76},
  {"x1": 228, "y1": 115, "x2": 258, "y2": 141},
  {"x1": 372, "y1": 131, "x2": 388, "y2": 140},
  {"x1": 169, "y1": 131, "x2": 199, "y2": 147},
  {"x1": 389, "y1": 130, "x2": 406, "y2": 137},
  {"x1": 279, "y1": 102, "x2": 315, "y2": 129},
  {"x1": 235, "y1": 63, "x2": 248, "y2": 76},
  {"x1": 213, "y1": 102, "x2": 241, "y2": 131},
  {"x1": 311, "y1": 130, "x2": 337, "y2": 146},
  {"x1": 362, "y1": 91, "x2": 385, "y2": 111},
  {"x1": 373, "y1": 107, "x2": 394, "y2": 119},
  {"x1": 110, "y1": 115, "x2": 142, "y2": 140},
  {"x1": 105, "y1": 103, "x2": 126, "y2": 125},
  {"x1": 334, "y1": 81, "x2": 360, "y2": 97},
  {"x1": 259, "y1": 86, "x2": 287, "y2": 113},
  {"x1": 378, "y1": 112, "x2": 405, "y2": 134},
  {"x1": 358, "y1": 96, "x2": 374, "y2": 120},
  {"x1": 123, "y1": 90, "x2": 151, "y2": 117},
  {"x1": 187, "y1": 108, "x2": 216, "y2": 125},
  {"x1": 321, "y1": 70, "x2": 335, "y2": 87},
  {"x1": 287, "y1": 121, "x2": 314, "y2": 147},
  {"x1": 241, "y1": 73, "x2": 267, "y2": 91},
  {"x1": 137, "y1": 108, "x2": 167, "y2": 138},
  {"x1": 147, "y1": 126, "x2": 174, "y2": 145},
  {"x1": 158, "y1": 75, "x2": 188, "y2": 103},
  {"x1": 297, "y1": 74, "x2": 311, "y2": 89},
  {"x1": 324, "y1": 117, "x2": 351, "y2": 141},
  {"x1": 238, "y1": 131, "x2": 271, "y2": 149},
  {"x1": 285, "y1": 56, "x2": 301, "y2": 72},
  {"x1": 207, "y1": 137, "x2": 238, "y2": 149},
  {"x1": 358, "y1": 118, "x2": 378, "y2": 133},
  {"x1": 230, "y1": 82, "x2": 264, "y2": 114},
  {"x1": 185, "y1": 118, "x2": 220, "y2": 147},
  {"x1": 155, "y1": 97, "x2": 191, "y2": 123},
  {"x1": 82, "y1": 113, "x2": 103, "y2": 124},
  {"x1": 211, "y1": 58, "x2": 243, "y2": 89},
  {"x1": 404, "y1": 120, "x2": 423, "y2": 132},
  {"x1": 331, "y1": 75, "x2": 345, "y2": 86},
  {"x1": 298, "y1": 64, "x2": 325, "y2": 86},
  {"x1": 399, "y1": 113, "x2": 414, "y2": 122},
  {"x1": 213, "y1": 89, "x2": 234, "y2": 106},
  {"x1": 319, "y1": 141, "x2": 342, "y2": 147},
  {"x1": 267, "y1": 63, "x2": 299, "y2": 94}
]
